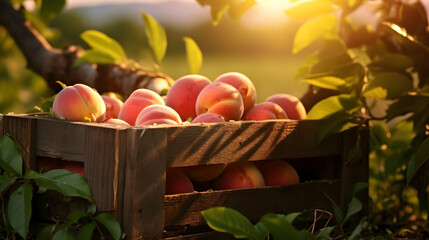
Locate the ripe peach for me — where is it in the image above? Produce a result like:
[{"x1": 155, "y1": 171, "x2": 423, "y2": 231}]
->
[
  {"x1": 213, "y1": 161, "x2": 265, "y2": 190},
  {"x1": 135, "y1": 105, "x2": 182, "y2": 126},
  {"x1": 52, "y1": 83, "x2": 106, "y2": 122},
  {"x1": 101, "y1": 95, "x2": 123, "y2": 119},
  {"x1": 165, "y1": 168, "x2": 194, "y2": 195},
  {"x1": 101, "y1": 118, "x2": 130, "y2": 126},
  {"x1": 195, "y1": 82, "x2": 244, "y2": 121},
  {"x1": 118, "y1": 89, "x2": 165, "y2": 125},
  {"x1": 180, "y1": 163, "x2": 226, "y2": 182},
  {"x1": 63, "y1": 161, "x2": 84, "y2": 176},
  {"x1": 191, "y1": 113, "x2": 226, "y2": 123},
  {"x1": 166, "y1": 75, "x2": 211, "y2": 121},
  {"x1": 265, "y1": 93, "x2": 307, "y2": 120},
  {"x1": 255, "y1": 160, "x2": 299, "y2": 186},
  {"x1": 214, "y1": 72, "x2": 257, "y2": 114},
  {"x1": 243, "y1": 102, "x2": 288, "y2": 121}
]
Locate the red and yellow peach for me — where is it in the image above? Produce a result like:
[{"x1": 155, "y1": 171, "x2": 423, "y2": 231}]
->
[
  {"x1": 166, "y1": 75, "x2": 211, "y2": 121},
  {"x1": 135, "y1": 105, "x2": 182, "y2": 126},
  {"x1": 213, "y1": 161, "x2": 265, "y2": 190},
  {"x1": 265, "y1": 93, "x2": 307, "y2": 120},
  {"x1": 195, "y1": 82, "x2": 244, "y2": 121},
  {"x1": 165, "y1": 168, "x2": 194, "y2": 195},
  {"x1": 52, "y1": 83, "x2": 106, "y2": 122},
  {"x1": 118, "y1": 89, "x2": 165, "y2": 125},
  {"x1": 243, "y1": 102, "x2": 288, "y2": 121},
  {"x1": 214, "y1": 72, "x2": 257, "y2": 114},
  {"x1": 255, "y1": 160, "x2": 299, "y2": 186}
]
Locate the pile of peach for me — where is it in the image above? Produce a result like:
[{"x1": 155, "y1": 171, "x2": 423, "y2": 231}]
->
[{"x1": 51, "y1": 72, "x2": 306, "y2": 194}]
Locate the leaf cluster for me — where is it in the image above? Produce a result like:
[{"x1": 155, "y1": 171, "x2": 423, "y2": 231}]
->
[
  {"x1": 202, "y1": 183, "x2": 372, "y2": 240},
  {"x1": 0, "y1": 135, "x2": 122, "y2": 239}
]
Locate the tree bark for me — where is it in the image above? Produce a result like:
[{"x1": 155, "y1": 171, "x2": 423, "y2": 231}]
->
[{"x1": 0, "y1": 0, "x2": 174, "y2": 97}]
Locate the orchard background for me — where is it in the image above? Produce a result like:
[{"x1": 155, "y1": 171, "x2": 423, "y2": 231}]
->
[{"x1": 1, "y1": 0, "x2": 429, "y2": 239}]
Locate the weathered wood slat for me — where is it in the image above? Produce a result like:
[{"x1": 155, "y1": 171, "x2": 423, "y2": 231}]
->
[
  {"x1": 122, "y1": 127, "x2": 167, "y2": 240},
  {"x1": 165, "y1": 120, "x2": 342, "y2": 167},
  {"x1": 164, "y1": 180, "x2": 340, "y2": 229}
]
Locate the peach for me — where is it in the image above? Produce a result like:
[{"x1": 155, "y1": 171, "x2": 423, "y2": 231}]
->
[
  {"x1": 255, "y1": 160, "x2": 299, "y2": 186},
  {"x1": 214, "y1": 72, "x2": 257, "y2": 114},
  {"x1": 195, "y1": 82, "x2": 244, "y2": 121},
  {"x1": 265, "y1": 93, "x2": 307, "y2": 120},
  {"x1": 118, "y1": 89, "x2": 165, "y2": 125},
  {"x1": 191, "y1": 113, "x2": 226, "y2": 123},
  {"x1": 63, "y1": 161, "x2": 84, "y2": 176},
  {"x1": 213, "y1": 161, "x2": 265, "y2": 190},
  {"x1": 101, "y1": 118, "x2": 130, "y2": 126},
  {"x1": 52, "y1": 83, "x2": 106, "y2": 122},
  {"x1": 243, "y1": 102, "x2": 288, "y2": 121},
  {"x1": 180, "y1": 163, "x2": 227, "y2": 182},
  {"x1": 101, "y1": 95, "x2": 123, "y2": 119},
  {"x1": 135, "y1": 105, "x2": 182, "y2": 126},
  {"x1": 165, "y1": 168, "x2": 194, "y2": 195},
  {"x1": 166, "y1": 75, "x2": 211, "y2": 121}
]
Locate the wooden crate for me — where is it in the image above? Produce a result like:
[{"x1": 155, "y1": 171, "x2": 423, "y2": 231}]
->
[{"x1": 0, "y1": 114, "x2": 369, "y2": 239}]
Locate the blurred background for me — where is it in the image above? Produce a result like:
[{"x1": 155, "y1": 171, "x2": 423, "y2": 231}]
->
[{"x1": 0, "y1": 0, "x2": 309, "y2": 114}]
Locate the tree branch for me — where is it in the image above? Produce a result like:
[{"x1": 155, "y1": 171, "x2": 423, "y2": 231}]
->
[{"x1": 0, "y1": 0, "x2": 174, "y2": 97}]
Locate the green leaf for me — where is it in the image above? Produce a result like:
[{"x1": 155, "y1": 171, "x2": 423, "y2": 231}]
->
[
  {"x1": 40, "y1": 0, "x2": 66, "y2": 22},
  {"x1": 332, "y1": 204, "x2": 344, "y2": 223},
  {"x1": 228, "y1": 0, "x2": 257, "y2": 20},
  {"x1": 80, "y1": 30, "x2": 126, "y2": 62},
  {"x1": 352, "y1": 182, "x2": 369, "y2": 196},
  {"x1": 407, "y1": 136, "x2": 429, "y2": 183},
  {"x1": 183, "y1": 37, "x2": 203, "y2": 74},
  {"x1": 293, "y1": 15, "x2": 338, "y2": 54},
  {"x1": 317, "y1": 111, "x2": 358, "y2": 144},
  {"x1": 0, "y1": 135, "x2": 23, "y2": 175},
  {"x1": 254, "y1": 222, "x2": 269, "y2": 240},
  {"x1": 52, "y1": 228, "x2": 77, "y2": 240},
  {"x1": 285, "y1": 0, "x2": 335, "y2": 19},
  {"x1": 307, "y1": 94, "x2": 360, "y2": 119},
  {"x1": 66, "y1": 210, "x2": 88, "y2": 228},
  {"x1": 141, "y1": 11, "x2": 167, "y2": 65},
  {"x1": 302, "y1": 76, "x2": 347, "y2": 91},
  {"x1": 95, "y1": 213, "x2": 122, "y2": 240},
  {"x1": 7, "y1": 182, "x2": 33, "y2": 239},
  {"x1": 201, "y1": 207, "x2": 260, "y2": 240},
  {"x1": 363, "y1": 72, "x2": 413, "y2": 99},
  {"x1": 77, "y1": 222, "x2": 96, "y2": 240},
  {"x1": 35, "y1": 224, "x2": 55, "y2": 240},
  {"x1": 197, "y1": 0, "x2": 229, "y2": 26},
  {"x1": 0, "y1": 175, "x2": 11, "y2": 193},
  {"x1": 348, "y1": 217, "x2": 368, "y2": 240},
  {"x1": 342, "y1": 197, "x2": 362, "y2": 226},
  {"x1": 25, "y1": 169, "x2": 93, "y2": 201},
  {"x1": 87, "y1": 204, "x2": 97, "y2": 215},
  {"x1": 260, "y1": 213, "x2": 314, "y2": 240},
  {"x1": 74, "y1": 49, "x2": 117, "y2": 67},
  {"x1": 371, "y1": 53, "x2": 414, "y2": 71},
  {"x1": 317, "y1": 226, "x2": 335, "y2": 240}
]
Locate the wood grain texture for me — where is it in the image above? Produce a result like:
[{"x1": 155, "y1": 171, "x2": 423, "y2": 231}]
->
[
  {"x1": 164, "y1": 180, "x2": 340, "y2": 228},
  {"x1": 122, "y1": 127, "x2": 167, "y2": 240},
  {"x1": 165, "y1": 120, "x2": 342, "y2": 167},
  {"x1": 84, "y1": 125, "x2": 128, "y2": 212}
]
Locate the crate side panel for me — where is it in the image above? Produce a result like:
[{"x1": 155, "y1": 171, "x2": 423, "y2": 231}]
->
[
  {"x1": 84, "y1": 126, "x2": 127, "y2": 212},
  {"x1": 164, "y1": 180, "x2": 340, "y2": 228},
  {"x1": 166, "y1": 120, "x2": 342, "y2": 167},
  {"x1": 0, "y1": 114, "x2": 4, "y2": 136},
  {"x1": 122, "y1": 128, "x2": 167, "y2": 239},
  {"x1": 2, "y1": 115, "x2": 36, "y2": 170},
  {"x1": 35, "y1": 117, "x2": 86, "y2": 161}
]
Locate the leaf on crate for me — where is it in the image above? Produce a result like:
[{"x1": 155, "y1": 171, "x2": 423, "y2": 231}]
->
[
  {"x1": 7, "y1": 182, "x2": 33, "y2": 239},
  {"x1": 0, "y1": 135, "x2": 23, "y2": 175},
  {"x1": 95, "y1": 213, "x2": 122, "y2": 240}
]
